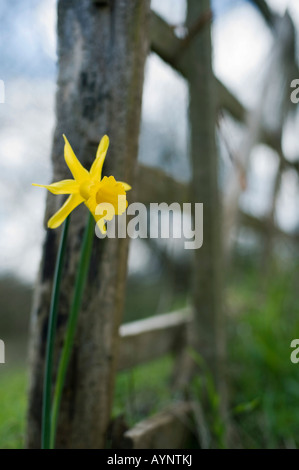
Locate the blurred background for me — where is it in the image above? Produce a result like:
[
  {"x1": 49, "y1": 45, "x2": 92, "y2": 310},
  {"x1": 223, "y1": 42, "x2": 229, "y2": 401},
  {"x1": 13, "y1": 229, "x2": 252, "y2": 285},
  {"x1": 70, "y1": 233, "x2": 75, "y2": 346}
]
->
[{"x1": 1, "y1": 0, "x2": 299, "y2": 448}]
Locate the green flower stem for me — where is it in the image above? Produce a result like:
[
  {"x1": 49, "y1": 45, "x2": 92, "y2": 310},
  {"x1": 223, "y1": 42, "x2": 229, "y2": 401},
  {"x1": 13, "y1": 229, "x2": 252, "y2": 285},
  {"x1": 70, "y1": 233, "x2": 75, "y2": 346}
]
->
[
  {"x1": 50, "y1": 212, "x2": 95, "y2": 449},
  {"x1": 42, "y1": 216, "x2": 70, "y2": 450}
]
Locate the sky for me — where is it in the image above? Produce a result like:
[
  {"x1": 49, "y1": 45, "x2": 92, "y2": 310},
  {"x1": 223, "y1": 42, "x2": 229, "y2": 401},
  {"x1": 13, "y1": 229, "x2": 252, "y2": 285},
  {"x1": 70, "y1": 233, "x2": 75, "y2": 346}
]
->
[{"x1": 0, "y1": 0, "x2": 299, "y2": 282}]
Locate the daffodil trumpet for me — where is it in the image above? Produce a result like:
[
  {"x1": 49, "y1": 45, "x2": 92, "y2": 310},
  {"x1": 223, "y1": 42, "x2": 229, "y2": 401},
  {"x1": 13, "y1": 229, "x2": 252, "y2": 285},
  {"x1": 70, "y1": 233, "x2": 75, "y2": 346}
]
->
[{"x1": 34, "y1": 135, "x2": 131, "y2": 449}]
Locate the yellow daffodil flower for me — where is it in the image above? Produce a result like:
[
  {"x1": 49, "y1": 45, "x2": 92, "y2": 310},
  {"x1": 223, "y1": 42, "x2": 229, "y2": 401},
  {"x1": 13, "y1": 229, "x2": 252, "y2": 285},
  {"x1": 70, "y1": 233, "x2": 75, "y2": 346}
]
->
[{"x1": 33, "y1": 135, "x2": 131, "y2": 233}]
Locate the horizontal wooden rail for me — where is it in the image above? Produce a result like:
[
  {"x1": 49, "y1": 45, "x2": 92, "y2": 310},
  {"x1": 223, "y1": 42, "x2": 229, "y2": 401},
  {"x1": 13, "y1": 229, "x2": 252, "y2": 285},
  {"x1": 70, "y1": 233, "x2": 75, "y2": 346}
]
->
[
  {"x1": 117, "y1": 308, "x2": 191, "y2": 371},
  {"x1": 136, "y1": 164, "x2": 299, "y2": 244},
  {"x1": 121, "y1": 401, "x2": 194, "y2": 449},
  {"x1": 239, "y1": 210, "x2": 299, "y2": 243},
  {"x1": 136, "y1": 164, "x2": 189, "y2": 205}
]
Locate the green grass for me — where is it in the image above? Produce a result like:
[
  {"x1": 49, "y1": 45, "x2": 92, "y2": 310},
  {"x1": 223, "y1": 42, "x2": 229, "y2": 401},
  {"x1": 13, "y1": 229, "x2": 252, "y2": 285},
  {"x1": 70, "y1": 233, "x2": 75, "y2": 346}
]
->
[
  {"x1": 0, "y1": 356, "x2": 176, "y2": 449},
  {"x1": 0, "y1": 367, "x2": 27, "y2": 449},
  {"x1": 113, "y1": 355, "x2": 177, "y2": 427},
  {"x1": 228, "y1": 258, "x2": 299, "y2": 448},
  {"x1": 2, "y1": 258, "x2": 299, "y2": 448}
]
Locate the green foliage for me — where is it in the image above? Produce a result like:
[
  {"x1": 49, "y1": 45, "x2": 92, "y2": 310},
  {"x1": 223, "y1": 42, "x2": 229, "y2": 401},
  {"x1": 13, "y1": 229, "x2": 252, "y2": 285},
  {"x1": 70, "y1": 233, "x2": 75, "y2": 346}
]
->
[
  {"x1": 0, "y1": 368, "x2": 27, "y2": 449},
  {"x1": 188, "y1": 349, "x2": 225, "y2": 448},
  {"x1": 113, "y1": 355, "x2": 177, "y2": 427},
  {"x1": 0, "y1": 357, "x2": 176, "y2": 449},
  {"x1": 233, "y1": 397, "x2": 260, "y2": 415},
  {"x1": 228, "y1": 258, "x2": 299, "y2": 448}
]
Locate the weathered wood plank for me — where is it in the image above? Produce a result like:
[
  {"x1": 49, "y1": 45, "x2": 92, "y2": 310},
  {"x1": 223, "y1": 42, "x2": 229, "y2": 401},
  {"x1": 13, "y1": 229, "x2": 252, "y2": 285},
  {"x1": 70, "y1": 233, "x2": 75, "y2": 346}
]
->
[
  {"x1": 121, "y1": 402, "x2": 194, "y2": 449},
  {"x1": 136, "y1": 165, "x2": 299, "y2": 242},
  {"x1": 239, "y1": 210, "x2": 299, "y2": 243},
  {"x1": 150, "y1": 12, "x2": 183, "y2": 73},
  {"x1": 136, "y1": 164, "x2": 189, "y2": 206},
  {"x1": 180, "y1": 0, "x2": 228, "y2": 444},
  {"x1": 118, "y1": 309, "x2": 191, "y2": 371}
]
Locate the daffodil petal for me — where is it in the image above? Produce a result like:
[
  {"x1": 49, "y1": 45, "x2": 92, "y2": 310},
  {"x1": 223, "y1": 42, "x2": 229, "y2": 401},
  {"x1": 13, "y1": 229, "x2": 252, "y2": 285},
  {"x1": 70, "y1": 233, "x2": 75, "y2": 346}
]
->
[
  {"x1": 32, "y1": 180, "x2": 79, "y2": 195},
  {"x1": 118, "y1": 181, "x2": 132, "y2": 191},
  {"x1": 63, "y1": 135, "x2": 89, "y2": 182},
  {"x1": 90, "y1": 135, "x2": 109, "y2": 181},
  {"x1": 48, "y1": 193, "x2": 84, "y2": 229}
]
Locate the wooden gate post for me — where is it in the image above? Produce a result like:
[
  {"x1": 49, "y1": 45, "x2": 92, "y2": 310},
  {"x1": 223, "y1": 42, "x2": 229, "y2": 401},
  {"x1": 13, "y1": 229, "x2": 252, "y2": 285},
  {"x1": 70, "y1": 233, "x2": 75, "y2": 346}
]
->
[
  {"x1": 186, "y1": 0, "x2": 227, "y2": 434},
  {"x1": 26, "y1": 0, "x2": 150, "y2": 449}
]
